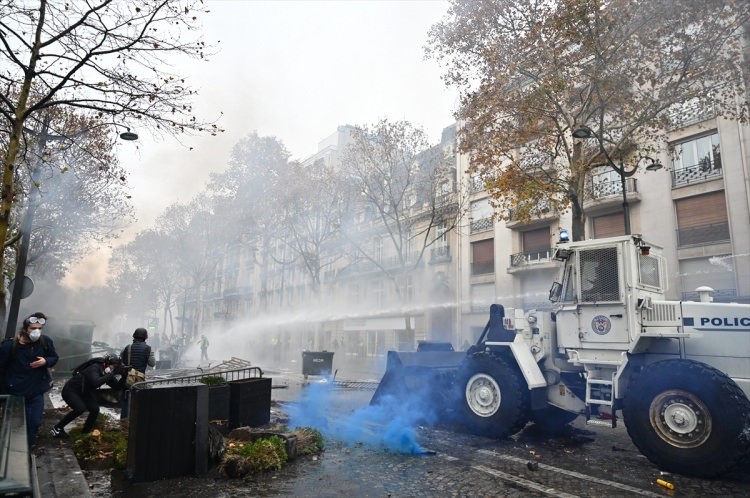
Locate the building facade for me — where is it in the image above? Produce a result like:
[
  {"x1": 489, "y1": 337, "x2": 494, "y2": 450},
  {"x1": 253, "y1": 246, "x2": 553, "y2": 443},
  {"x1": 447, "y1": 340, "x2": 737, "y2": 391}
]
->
[{"x1": 183, "y1": 108, "x2": 749, "y2": 375}]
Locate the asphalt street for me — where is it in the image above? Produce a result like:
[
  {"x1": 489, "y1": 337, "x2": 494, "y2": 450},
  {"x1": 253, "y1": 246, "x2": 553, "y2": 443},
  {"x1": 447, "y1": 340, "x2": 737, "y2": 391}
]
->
[{"x1": 77, "y1": 368, "x2": 750, "y2": 497}]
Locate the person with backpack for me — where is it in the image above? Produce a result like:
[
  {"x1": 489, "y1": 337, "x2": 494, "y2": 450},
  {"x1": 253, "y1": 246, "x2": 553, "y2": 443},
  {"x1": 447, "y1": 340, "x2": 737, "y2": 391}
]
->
[
  {"x1": 0, "y1": 312, "x2": 59, "y2": 447},
  {"x1": 50, "y1": 354, "x2": 127, "y2": 438},
  {"x1": 119, "y1": 327, "x2": 155, "y2": 419}
]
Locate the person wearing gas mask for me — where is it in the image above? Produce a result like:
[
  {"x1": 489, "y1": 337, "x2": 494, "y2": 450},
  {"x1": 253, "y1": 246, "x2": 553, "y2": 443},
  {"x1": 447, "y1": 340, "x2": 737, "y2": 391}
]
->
[
  {"x1": 50, "y1": 354, "x2": 127, "y2": 438},
  {"x1": 0, "y1": 312, "x2": 59, "y2": 447}
]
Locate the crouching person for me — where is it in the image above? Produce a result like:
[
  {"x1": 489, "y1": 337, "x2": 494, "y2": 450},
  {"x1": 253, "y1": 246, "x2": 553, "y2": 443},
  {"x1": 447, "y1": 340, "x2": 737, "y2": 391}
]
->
[{"x1": 50, "y1": 354, "x2": 127, "y2": 438}]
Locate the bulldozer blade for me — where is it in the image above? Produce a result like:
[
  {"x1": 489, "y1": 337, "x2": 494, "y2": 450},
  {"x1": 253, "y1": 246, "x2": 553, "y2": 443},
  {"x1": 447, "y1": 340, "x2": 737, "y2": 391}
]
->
[{"x1": 370, "y1": 350, "x2": 465, "y2": 409}]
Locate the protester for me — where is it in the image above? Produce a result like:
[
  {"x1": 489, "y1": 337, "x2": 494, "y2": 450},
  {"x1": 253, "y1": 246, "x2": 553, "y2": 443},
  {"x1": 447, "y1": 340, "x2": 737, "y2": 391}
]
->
[
  {"x1": 50, "y1": 354, "x2": 126, "y2": 438},
  {"x1": 0, "y1": 312, "x2": 59, "y2": 447},
  {"x1": 200, "y1": 334, "x2": 209, "y2": 362},
  {"x1": 119, "y1": 327, "x2": 155, "y2": 419}
]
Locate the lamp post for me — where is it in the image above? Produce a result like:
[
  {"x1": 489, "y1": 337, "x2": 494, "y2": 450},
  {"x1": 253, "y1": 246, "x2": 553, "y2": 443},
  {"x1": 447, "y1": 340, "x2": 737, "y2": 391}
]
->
[{"x1": 572, "y1": 126, "x2": 663, "y2": 235}]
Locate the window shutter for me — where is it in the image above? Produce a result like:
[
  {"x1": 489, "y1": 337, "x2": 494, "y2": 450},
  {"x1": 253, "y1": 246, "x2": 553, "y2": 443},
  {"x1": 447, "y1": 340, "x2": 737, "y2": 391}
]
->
[
  {"x1": 593, "y1": 213, "x2": 625, "y2": 238},
  {"x1": 522, "y1": 227, "x2": 551, "y2": 251},
  {"x1": 675, "y1": 191, "x2": 727, "y2": 228}
]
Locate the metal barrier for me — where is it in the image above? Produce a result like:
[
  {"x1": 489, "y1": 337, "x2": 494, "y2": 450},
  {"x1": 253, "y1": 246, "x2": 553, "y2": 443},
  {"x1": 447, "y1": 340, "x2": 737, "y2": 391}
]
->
[
  {"x1": 0, "y1": 395, "x2": 33, "y2": 496},
  {"x1": 130, "y1": 366, "x2": 264, "y2": 390}
]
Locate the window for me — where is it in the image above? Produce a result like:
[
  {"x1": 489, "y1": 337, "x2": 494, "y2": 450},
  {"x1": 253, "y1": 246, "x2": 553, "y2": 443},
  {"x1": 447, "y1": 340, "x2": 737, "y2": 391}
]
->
[
  {"x1": 373, "y1": 280, "x2": 385, "y2": 307},
  {"x1": 671, "y1": 133, "x2": 722, "y2": 186},
  {"x1": 580, "y1": 247, "x2": 620, "y2": 303},
  {"x1": 675, "y1": 191, "x2": 730, "y2": 246},
  {"x1": 434, "y1": 221, "x2": 448, "y2": 247},
  {"x1": 679, "y1": 257, "x2": 735, "y2": 300},
  {"x1": 470, "y1": 198, "x2": 493, "y2": 233},
  {"x1": 349, "y1": 284, "x2": 360, "y2": 305},
  {"x1": 522, "y1": 227, "x2": 550, "y2": 253},
  {"x1": 471, "y1": 238, "x2": 495, "y2": 275},
  {"x1": 592, "y1": 212, "x2": 625, "y2": 238},
  {"x1": 400, "y1": 275, "x2": 414, "y2": 303},
  {"x1": 469, "y1": 173, "x2": 484, "y2": 193},
  {"x1": 374, "y1": 237, "x2": 383, "y2": 263}
]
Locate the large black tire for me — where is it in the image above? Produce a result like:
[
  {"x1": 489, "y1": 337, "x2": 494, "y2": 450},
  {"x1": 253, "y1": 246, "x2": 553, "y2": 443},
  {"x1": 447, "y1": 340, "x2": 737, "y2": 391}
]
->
[
  {"x1": 623, "y1": 359, "x2": 750, "y2": 477},
  {"x1": 456, "y1": 355, "x2": 530, "y2": 438},
  {"x1": 531, "y1": 406, "x2": 579, "y2": 433}
]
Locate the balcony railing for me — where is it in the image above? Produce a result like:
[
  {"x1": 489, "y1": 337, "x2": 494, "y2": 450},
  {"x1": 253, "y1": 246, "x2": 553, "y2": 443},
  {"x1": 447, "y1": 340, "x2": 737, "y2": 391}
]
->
[
  {"x1": 672, "y1": 159, "x2": 722, "y2": 188},
  {"x1": 677, "y1": 221, "x2": 730, "y2": 247},
  {"x1": 509, "y1": 248, "x2": 553, "y2": 268},
  {"x1": 470, "y1": 217, "x2": 493, "y2": 234},
  {"x1": 681, "y1": 288, "x2": 736, "y2": 302},
  {"x1": 430, "y1": 245, "x2": 451, "y2": 263},
  {"x1": 223, "y1": 286, "x2": 253, "y2": 298},
  {"x1": 469, "y1": 177, "x2": 485, "y2": 194},
  {"x1": 507, "y1": 201, "x2": 556, "y2": 223},
  {"x1": 590, "y1": 177, "x2": 637, "y2": 199}
]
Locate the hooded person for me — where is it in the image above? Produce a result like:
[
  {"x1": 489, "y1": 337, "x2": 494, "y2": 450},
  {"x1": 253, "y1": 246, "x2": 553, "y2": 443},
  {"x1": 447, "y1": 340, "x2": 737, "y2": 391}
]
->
[
  {"x1": 50, "y1": 354, "x2": 127, "y2": 438},
  {"x1": 0, "y1": 312, "x2": 59, "y2": 447},
  {"x1": 119, "y1": 327, "x2": 156, "y2": 419}
]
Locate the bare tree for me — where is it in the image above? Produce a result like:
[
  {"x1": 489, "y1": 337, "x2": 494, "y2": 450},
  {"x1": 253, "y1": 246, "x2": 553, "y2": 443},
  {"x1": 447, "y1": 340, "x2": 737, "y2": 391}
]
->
[
  {"x1": 427, "y1": 0, "x2": 750, "y2": 240},
  {"x1": 273, "y1": 161, "x2": 351, "y2": 296},
  {"x1": 108, "y1": 229, "x2": 181, "y2": 338},
  {"x1": 343, "y1": 119, "x2": 460, "y2": 343},
  {"x1": 0, "y1": 0, "x2": 219, "y2": 314},
  {"x1": 208, "y1": 132, "x2": 292, "y2": 311},
  {"x1": 18, "y1": 110, "x2": 133, "y2": 279}
]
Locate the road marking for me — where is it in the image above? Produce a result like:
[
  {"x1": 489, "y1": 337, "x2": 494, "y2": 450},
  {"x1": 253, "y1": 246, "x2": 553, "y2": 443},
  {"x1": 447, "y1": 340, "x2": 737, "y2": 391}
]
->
[
  {"x1": 478, "y1": 450, "x2": 663, "y2": 497},
  {"x1": 472, "y1": 465, "x2": 580, "y2": 497}
]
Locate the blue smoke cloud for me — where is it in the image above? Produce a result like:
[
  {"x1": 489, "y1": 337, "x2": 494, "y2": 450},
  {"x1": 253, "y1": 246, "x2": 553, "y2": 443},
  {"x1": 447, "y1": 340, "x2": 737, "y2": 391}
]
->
[{"x1": 286, "y1": 380, "x2": 440, "y2": 454}]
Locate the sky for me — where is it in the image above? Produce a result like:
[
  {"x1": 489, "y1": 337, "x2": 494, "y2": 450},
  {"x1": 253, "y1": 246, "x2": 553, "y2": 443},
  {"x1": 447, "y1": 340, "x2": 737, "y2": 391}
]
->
[{"x1": 62, "y1": 0, "x2": 458, "y2": 289}]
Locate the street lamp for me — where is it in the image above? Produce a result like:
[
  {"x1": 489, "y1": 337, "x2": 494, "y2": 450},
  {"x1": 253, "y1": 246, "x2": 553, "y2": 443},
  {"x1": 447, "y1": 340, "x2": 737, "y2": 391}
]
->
[{"x1": 572, "y1": 126, "x2": 663, "y2": 235}]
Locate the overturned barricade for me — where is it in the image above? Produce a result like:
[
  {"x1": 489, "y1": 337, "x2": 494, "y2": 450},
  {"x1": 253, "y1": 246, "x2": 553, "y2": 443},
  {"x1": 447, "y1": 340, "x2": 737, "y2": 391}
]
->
[{"x1": 125, "y1": 365, "x2": 271, "y2": 482}]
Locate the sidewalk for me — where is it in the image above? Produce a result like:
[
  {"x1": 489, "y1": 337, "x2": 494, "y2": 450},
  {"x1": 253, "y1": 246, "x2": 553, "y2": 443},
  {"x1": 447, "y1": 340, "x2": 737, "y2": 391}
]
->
[
  {"x1": 29, "y1": 368, "x2": 314, "y2": 497},
  {"x1": 29, "y1": 364, "x2": 376, "y2": 497},
  {"x1": 33, "y1": 395, "x2": 91, "y2": 498}
]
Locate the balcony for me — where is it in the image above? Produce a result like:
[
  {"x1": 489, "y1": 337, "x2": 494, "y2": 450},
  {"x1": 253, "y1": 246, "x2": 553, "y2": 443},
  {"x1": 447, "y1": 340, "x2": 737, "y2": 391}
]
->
[
  {"x1": 591, "y1": 177, "x2": 637, "y2": 199},
  {"x1": 506, "y1": 205, "x2": 558, "y2": 229},
  {"x1": 470, "y1": 217, "x2": 493, "y2": 234},
  {"x1": 223, "y1": 286, "x2": 253, "y2": 298},
  {"x1": 672, "y1": 159, "x2": 722, "y2": 188},
  {"x1": 508, "y1": 248, "x2": 554, "y2": 269},
  {"x1": 430, "y1": 245, "x2": 451, "y2": 264},
  {"x1": 677, "y1": 221, "x2": 730, "y2": 247},
  {"x1": 469, "y1": 177, "x2": 485, "y2": 194},
  {"x1": 583, "y1": 176, "x2": 639, "y2": 213}
]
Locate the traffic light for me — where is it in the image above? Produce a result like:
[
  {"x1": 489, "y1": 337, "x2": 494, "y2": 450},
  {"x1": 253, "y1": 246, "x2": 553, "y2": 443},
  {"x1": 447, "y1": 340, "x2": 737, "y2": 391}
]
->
[{"x1": 148, "y1": 317, "x2": 158, "y2": 331}]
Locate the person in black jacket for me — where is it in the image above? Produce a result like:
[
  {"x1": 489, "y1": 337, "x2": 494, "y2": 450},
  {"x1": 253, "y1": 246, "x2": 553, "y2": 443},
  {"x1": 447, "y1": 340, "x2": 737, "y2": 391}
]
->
[
  {"x1": 0, "y1": 312, "x2": 59, "y2": 447},
  {"x1": 119, "y1": 327, "x2": 155, "y2": 419},
  {"x1": 50, "y1": 354, "x2": 127, "y2": 438}
]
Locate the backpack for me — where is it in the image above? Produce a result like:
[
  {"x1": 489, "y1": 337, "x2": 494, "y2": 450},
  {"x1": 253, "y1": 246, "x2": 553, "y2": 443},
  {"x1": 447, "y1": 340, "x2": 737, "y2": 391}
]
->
[{"x1": 72, "y1": 357, "x2": 104, "y2": 376}]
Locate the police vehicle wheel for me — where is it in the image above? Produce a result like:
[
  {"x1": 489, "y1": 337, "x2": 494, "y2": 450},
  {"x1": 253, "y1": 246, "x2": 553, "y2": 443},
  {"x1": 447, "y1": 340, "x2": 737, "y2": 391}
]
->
[
  {"x1": 457, "y1": 355, "x2": 530, "y2": 438},
  {"x1": 623, "y1": 359, "x2": 750, "y2": 477}
]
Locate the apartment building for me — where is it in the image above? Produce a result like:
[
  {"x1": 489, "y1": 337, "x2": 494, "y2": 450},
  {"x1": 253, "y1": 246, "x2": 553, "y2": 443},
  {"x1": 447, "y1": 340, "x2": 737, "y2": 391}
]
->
[
  {"x1": 187, "y1": 105, "x2": 748, "y2": 373},
  {"x1": 454, "y1": 109, "x2": 750, "y2": 346}
]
